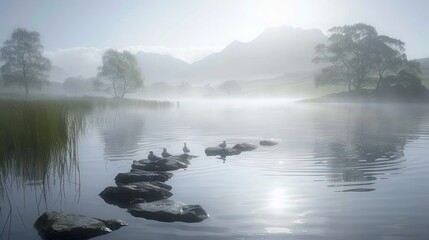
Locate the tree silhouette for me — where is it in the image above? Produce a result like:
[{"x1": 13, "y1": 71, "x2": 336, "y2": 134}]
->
[
  {"x1": 98, "y1": 49, "x2": 143, "y2": 98},
  {"x1": 0, "y1": 28, "x2": 51, "y2": 97}
]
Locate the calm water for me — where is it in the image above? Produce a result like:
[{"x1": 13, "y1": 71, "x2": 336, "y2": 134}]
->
[{"x1": 1, "y1": 99, "x2": 429, "y2": 240}]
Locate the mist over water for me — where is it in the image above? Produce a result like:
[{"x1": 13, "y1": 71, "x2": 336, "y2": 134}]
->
[
  {"x1": 1, "y1": 1, "x2": 429, "y2": 239},
  {"x1": 1, "y1": 99, "x2": 429, "y2": 240}
]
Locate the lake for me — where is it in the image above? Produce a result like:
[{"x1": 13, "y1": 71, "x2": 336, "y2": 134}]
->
[{"x1": 1, "y1": 99, "x2": 429, "y2": 240}]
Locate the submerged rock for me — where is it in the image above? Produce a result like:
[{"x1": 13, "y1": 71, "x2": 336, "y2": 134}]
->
[
  {"x1": 114, "y1": 169, "x2": 173, "y2": 184},
  {"x1": 34, "y1": 211, "x2": 127, "y2": 240},
  {"x1": 259, "y1": 140, "x2": 278, "y2": 146},
  {"x1": 232, "y1": 143, "x2": 257, "y2": 151},
  {"x1": 100, "y1": 182, "x2": 173, "y2": 207},
  {"x1": 132, "y1": 158, "x2": 188, "y2": 172},
  {"x1": 169, "y1": 154, "x2": 198, "y2": 165},
  {"x1": 128, "y1": 199, "x2": 209, "y2": 223},
  {"x1": 205, "y1": 146, "x2": 241, "y2": 156}
]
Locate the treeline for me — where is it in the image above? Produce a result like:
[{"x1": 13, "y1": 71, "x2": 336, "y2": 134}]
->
[{"x1": 313, "y1": 23, "x2": 421, "y2": 91}]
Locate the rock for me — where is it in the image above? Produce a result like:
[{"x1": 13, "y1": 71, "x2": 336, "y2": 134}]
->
[
  {"x1": 232, "y1": 143, "x2": 257, "y2": 151},
  {"x1": 114, "y1": 169, "x2": 173, "y2": 184},
  {"x1": 117, "y1": 181, "x2": 172, "y2": 191},
  {"x1": 259, "y1": 140, "x2": 278, "y2": 146},
  {"x1": 169, "y1": 154, "x2": 198, "y2": 165},
  {"x1": 205, "y1": 146, "x2": 241, "y2": 156},
  {"x1": 128, "y1": 200, "x2": 209, "y2": 223},
  {"x1": 34, "y1": 211, "x2": 127, "y2": 240},
  {"x1": 132, "y1": 158, "x2": 188, "y2": 172},
  {"x1": 100, "y1": 182, "x2": 173, "y2": 207}
]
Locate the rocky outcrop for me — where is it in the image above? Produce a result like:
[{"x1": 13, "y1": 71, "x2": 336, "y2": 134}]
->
[
  {"x1": 128, "y1": 200, "x2": 209, "y2": 223},
  {"x1": 132, "y1": 158, "x2": 188, "y2": 172},
  {"x1": 99, "y1": 182, "x2": 173, "y2": 207},
  {"x1": 259, "y1": 140, "x2": 278, "y2": 146},
  {"x1": 34, "y1": 211, "x2": 127, "y2": 240},
  {"x1": 232, "y1": 143, "x2": 257, "y2": 151},
  {"x1": 205, "y1": 146, "x2": 241, "y2": 156},
  {"x1": 114, "y1": 169, "x2": 173, "y2": 184}
]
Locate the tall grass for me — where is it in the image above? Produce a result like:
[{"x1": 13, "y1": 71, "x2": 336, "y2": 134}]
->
[
  {"x1": 0, "y1": 97, "x2": 174, "y2": 196},
  {"x1": 0, "y1": 97, "x2": 174, "y2": 238}
]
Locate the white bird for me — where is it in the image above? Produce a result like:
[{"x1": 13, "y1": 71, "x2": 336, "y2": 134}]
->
[
  {"x1": 162, "y1": 148, "x2": 172, "y2": 158},
  {"x1": 219, "y1": 141, "x2": 227, "y2": 149},
  {"x1": 183, "y1": 142, "x2": 190, "y2": 154},
  {"x1": 148, "y1": 151, "x2": 162, "y2": 161}
]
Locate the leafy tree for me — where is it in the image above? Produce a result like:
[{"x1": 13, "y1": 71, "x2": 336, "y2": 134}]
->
[
  {"x1": 313, "y1": 23, "x2": 409, "y2": 92},
  {"x1": 98, "y1": 49, "x2": 143, "y2": 98},
  {"x1": 0, "y1": 28, "x2": 51, "y2": 97},
  {"x1": 369, "y1": 35, "x2": 406, "y2": 83}
]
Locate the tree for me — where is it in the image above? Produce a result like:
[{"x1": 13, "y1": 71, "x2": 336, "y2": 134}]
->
[
  {"x1": 313, "y1": 23, "x2": 408, "y2": 92},
  {"x1": 0, "y1": 28, "x2": 51, "y2": 97},
  {"x1": 98, "y1": 49, "x2": 143, "y2": 98},
  {"x1": 218, "y1": 80, "x2": 241, "y2": 95}
]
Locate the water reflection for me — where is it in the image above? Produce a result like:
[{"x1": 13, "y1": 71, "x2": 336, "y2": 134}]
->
[
  {"x1": 0, "y1": 99, "x2": 92, "y2": 236},
  {"x1": 313, "y1": 104, "x2": 424, "y2": 191},
  {"x1": 0, "y1": 100, "x2": 91, "y2": 194},
  {"x1": 101, "y1": 110, "x2": 145, "y2": 161}
]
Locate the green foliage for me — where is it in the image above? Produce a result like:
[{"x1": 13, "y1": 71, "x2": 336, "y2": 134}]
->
[
  {"x1": 313, "y1": 23, "x2": 413, "y2": 91},
  {"x1": 0, "y1": 99, "x2": 89, "y2": 196},
  {"x1": 0, "y1": 28, "x2": 51, "y2": 96},
  {"x1": 98, "y1": 49, "x2": 143, "y2": 98}
]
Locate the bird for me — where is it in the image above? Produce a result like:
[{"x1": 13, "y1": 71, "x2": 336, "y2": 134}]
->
[
  {"x1": 183, "y1": 142, "x2": 190, "y2": 154},
  {"x1": 219, "y1": 141, "x2": 227, "y2": 149},
  {"x1": 161, "y1": 148, "x2": 172, "y2": 158},
  {"x1": 148, "y1": 151, "x2": 162, "y2": 161}
]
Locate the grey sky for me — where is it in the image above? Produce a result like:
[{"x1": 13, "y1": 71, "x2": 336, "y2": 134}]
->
[{"x1": 1, "y1": 0, "x2": 428, "y2": 61}]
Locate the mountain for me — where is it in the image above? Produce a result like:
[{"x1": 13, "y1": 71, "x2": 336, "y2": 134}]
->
[
  {"x1": 180, "y1": 26, "x2": 327, "y2": 83},
  {"x1": 135, "y1": 52, "x2": 189, "y2": 84}
]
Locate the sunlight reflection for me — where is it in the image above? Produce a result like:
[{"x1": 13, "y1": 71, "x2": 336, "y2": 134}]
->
[
  {"x1": 265, "y1": 227, "x2": 292, "y2": 234},
  {"x1": 267, "y1": 188, "x2": 288, "y2": 211}
]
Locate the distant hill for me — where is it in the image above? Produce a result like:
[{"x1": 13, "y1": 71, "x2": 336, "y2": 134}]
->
[
  {"x1": 46, "y1": 26, "x2": 327, "y2": 85},
  {"x1": 135, "y1": 52, "x2": 190, "y2": 84},
  {"x1": 180, "y1": 26, "x2": 327, "y2": 83}
]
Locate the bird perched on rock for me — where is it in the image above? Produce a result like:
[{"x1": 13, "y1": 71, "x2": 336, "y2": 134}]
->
[
  {"x1": 219, "y1": 141, "x2": 227, "y2": 149},
  {"x1": 162, "y1": 148, "x2": 172, "y2": 158},
  {"x1": 183, "y1": 142, "x2": 190, "y2": 154},
  {"x1": 148, "y1": 151, "x2": 162, "y2": 161}
]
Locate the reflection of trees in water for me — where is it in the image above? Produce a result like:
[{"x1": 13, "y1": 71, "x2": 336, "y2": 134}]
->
[
  {"x1": 0, "y1": 99, "x2": 91, "y2": 235},
  {"x1": 101, "y1": 110, "x2": 145, "y2": 160},
  {"x1": 313, "y1": 105, "x2": 425, "y2": 191}
]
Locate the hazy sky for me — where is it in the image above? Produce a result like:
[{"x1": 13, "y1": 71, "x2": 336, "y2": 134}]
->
[{"x1": 1, "y1": 0, "x2": 429, "y2": 62}]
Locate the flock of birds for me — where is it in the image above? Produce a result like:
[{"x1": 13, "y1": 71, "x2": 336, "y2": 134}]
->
[{"x1": 148, "y1": 141, "x2": 227, "y2": 161}]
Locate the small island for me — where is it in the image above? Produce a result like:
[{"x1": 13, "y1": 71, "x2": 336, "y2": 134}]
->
[{"x1": 306, "y1": 23, "x2": 429, "y2": 103}]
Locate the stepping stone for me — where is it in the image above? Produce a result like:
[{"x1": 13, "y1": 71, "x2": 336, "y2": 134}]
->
[
  {"x1": 34, "y1": 211, "x2": 127, "y2": 240},
  {"x1": 114, "y1": 169, "x2": 172, "y2": 184},
  {"x1": 128, "y1": 199, "x2": 209, "y2": 223}
]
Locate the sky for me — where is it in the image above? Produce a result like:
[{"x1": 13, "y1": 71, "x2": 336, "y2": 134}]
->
[{"x1": 1, "y1": 0, "x2": 429, "y2": 63}]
